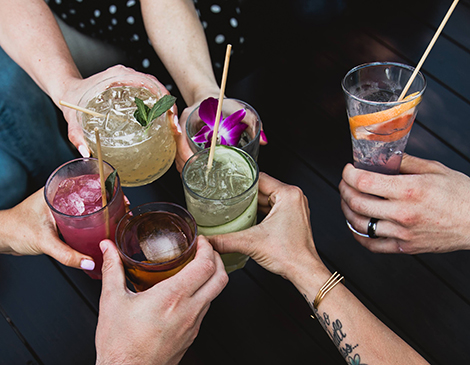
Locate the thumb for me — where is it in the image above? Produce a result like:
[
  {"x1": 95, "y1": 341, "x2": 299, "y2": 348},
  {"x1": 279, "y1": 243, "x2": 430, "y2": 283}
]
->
[
  {"x1": 100, "y1": 240, "x2": 128, "y2": 294},
  {"x1": 400, "y1": 154, "x2": 441, "y2": 174},
  {"x1": 208, "y1": 225, "x2": 259, "y2": 256}
]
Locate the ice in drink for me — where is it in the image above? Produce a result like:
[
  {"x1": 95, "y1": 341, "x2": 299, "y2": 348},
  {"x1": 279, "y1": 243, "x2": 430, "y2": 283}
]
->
[
  {"x1": 116, "y1": 203, "x2": 197, "y2": 292},
  {"x1": 182, "y1": 145, "x2": 259, "y2": 273},
  {"x1": 342, "y1": 62, "x2": 426, "y2": 175},
  {"x1": 45, "y1": 158, "x2": 126, "y2": 279},
  {"x1": 79, "y1": 76, "x2": 176, "y2": 187}
]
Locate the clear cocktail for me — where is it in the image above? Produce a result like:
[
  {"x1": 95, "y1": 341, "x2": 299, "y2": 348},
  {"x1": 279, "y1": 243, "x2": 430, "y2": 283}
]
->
[
  {"x1": 45, "y1": 158, "x2": 126, "y2": 279},
  {"x1": 115, "y1": 202, "x2": 197, "y2": 291},
  {"x1": 78, "y1": 74, "x2": 176, "y2": 186},
  {"x1": 182, "y1": 145, "x2": 259, "y2": 273},
  {"x1": 342, "y1": 62, "x2": 426, "y2": 174}
]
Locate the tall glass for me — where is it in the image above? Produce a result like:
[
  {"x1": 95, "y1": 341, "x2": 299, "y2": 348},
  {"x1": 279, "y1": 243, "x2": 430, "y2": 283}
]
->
[
  {"x1": 78, "y1": 73, "x2": 176, "y2": 187},
  {"x1": 115, "y1": 202, "x2": 197, "y2": 292},
  {"x1": 186, "y1": 98, "x2": 261, "y2": 161},
  {"x1": 342, "y1": 62, "x2": 426, "y2": 174},
  {"x1": 44, "y1": 158, "x2": 126, "y2": 279},
  {"x1": 182, "y1": 145, "x2": 259, "y2": 274}
]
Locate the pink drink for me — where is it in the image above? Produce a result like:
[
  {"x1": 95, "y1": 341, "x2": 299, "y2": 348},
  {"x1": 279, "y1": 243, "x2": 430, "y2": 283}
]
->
[{"x1": 45, "y1": 158, "x2": 126, "y2": 279}]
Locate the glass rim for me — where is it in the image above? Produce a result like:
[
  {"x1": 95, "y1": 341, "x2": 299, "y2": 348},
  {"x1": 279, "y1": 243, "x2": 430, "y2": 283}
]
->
[
  {"x1": 182, "y1": 146, "x2": 260, "y2": 203},
  {"x1": 186, "y1": 97, "x2": 262, "y2": 152},
  {"x1": 44, "y1": 157, "x2": 121, "y2": 218},
  {"x1": 341, "y1": 61, "x2": 427, "y2": 106},
  {"x1": 77, "y1": 74, "x2": 165, "y2": 140},
  {"x1": 115, "y1": 202, "x2": 198, "y2": 267}
]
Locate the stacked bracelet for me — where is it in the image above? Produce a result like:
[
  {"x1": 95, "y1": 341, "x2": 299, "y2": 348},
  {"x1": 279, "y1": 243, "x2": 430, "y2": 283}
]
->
[{"x1": 312, "y1": 271, "x2": 344, "y2": 316}]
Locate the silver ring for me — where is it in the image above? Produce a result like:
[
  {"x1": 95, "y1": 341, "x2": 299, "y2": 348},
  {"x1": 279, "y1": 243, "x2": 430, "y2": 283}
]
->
[
  {"x1": 368, "y1": 218, "x2": 379, "y2": 239},
  {"x1": 346, "y1": 220, "x2": 369, "y2": 238}
]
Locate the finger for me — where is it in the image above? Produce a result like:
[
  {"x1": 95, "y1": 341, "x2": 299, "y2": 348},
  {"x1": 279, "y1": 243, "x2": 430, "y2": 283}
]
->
[
  {"x1": 353, "y1": 234, "x2": 404, "y2": 254},
  {"x1": 341, "y1": 199, "x2": 408, "y2": 242},
  {"x1": 161, "y1": 236, "x2": 224, "y2": 297},
  {"x1": 191, "y1": 242, "x2": 228, "y2": 304},
  {"x1": 400, "y1": 154, "x2": 443, "y2": 175},
  {"x1": 100, "y1": 239, "x2": 128, "y2": 295},
  {"x1": 341, "y1": 163, "x2": 403, "y2": 200},
  {"x1": 339, "y1": 178, "x2": 394, "y2": 219},
  {"x1": 67, "y1": 123, "x2": 89, "y2": 157},
  {"x1": 260, "y1": 129, "x2": 268, "y2": 145},
  {"x1": 209, "y1": 223, "x2": 261, "y2": 256},
  {"x1": 41, "y1": 238, "x2": 95, "y2": 271}
]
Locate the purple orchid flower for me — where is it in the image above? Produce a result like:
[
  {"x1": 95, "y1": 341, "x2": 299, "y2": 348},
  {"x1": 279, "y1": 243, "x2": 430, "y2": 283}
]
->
[{"x1": 192, "y1": 97, "x2": 247, "y2": 147}]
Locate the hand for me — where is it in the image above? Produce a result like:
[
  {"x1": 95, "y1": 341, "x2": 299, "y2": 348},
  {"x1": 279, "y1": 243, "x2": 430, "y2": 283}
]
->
[
  {"x1": 58, "y1": 65, "x2": 175, "y2": 157},
  {"x1": 208, "y1": 173, "x2": 322, "y2": 282},
  {"x1": 95, "y1": 236, "x2": 228, "y2": 365},
  {"x1": 339, "y1": 154, "x2": 470, "y2": 254},
  {"x1": 0, "y1": 188, "x2": 95, "y2": 270}
]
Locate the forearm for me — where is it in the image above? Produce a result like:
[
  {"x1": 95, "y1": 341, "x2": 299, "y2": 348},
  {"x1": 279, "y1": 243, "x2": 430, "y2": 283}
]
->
[
  {"x1": 140, "y1": 0, "x2": 219, "y2": 105},
  {"x1": 0, "y1": 0, "x2": 81, "y2": 106},
  {"x1": 290, "y1": 258, "x2": 429, "y2": 364}
]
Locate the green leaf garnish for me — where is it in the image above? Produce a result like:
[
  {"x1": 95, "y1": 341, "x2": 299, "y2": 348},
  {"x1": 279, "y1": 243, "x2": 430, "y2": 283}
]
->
[
  {"x1": 133, "y1": 95, "x2": 176, "y2": 128},
  {"x1": 105, "y1": 170, "x2": 117, "y2": 200}
]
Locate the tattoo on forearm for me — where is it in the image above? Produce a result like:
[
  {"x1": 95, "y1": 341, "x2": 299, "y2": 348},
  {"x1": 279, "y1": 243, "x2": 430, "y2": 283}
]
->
[{"x1": 304, "y1": 294, "x2": 367, "y2": 365}]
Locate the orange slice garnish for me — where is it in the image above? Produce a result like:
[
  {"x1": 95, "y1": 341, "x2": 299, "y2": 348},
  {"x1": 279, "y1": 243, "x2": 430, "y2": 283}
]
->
[{"x1": 349, "y1": 92, "x2": 422, "y2": 142}]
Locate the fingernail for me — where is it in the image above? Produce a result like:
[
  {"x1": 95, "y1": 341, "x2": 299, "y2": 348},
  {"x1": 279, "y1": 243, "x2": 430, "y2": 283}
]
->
[
  {"x1": 80, "y1": 259, "x2": 95, "y2": 271},
  {"x1": 174, "y1": 115, "x2": 182, "y2": 134},
  {"x1": 100, "y1": 240, "x2": 109, "y2": 254},
  {"x1": 78, "y1": 145, "x2": 90, "y2": 158},
  {"x1": 260, "y1": 130, "x2": 268, "y2": 143}
]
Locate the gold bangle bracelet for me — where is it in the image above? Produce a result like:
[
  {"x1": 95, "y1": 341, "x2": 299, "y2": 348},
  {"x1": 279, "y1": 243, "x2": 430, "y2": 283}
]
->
[{"x1": 312, "y1": 271, "x2": 344, "y2": 315}]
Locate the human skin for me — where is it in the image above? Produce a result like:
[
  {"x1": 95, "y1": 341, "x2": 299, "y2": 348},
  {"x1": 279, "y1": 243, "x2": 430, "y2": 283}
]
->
[
  {"x1": 0, "y1": 188, "x2": 95, "y2": 270},
  {"x1": 339, "y1": 154, "x2": 470, "y2": 254},
  {"x1": 95, "y1": 237, "x2": 228, "y2": 365},
  {"x1": 209, "y1": 173, "x2": 429, "y2": 364}
]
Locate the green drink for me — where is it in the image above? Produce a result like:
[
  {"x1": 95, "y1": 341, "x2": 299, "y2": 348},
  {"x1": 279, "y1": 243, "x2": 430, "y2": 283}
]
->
[{"x1": 182, "y1": 145, "x2": 259, "y2": 273}]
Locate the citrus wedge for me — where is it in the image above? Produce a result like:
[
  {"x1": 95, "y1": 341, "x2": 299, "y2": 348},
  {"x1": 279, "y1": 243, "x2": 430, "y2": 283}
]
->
[{"x1": 349, "y1": 92, "x2": 422, "y2": 142}]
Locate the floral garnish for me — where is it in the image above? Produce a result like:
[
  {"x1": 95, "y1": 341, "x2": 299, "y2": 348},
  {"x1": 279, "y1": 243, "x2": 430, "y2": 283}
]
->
[
  {"x1": 134, "y1": 94, "x2": 176, "y2": 128},
  {"x1": 193, "y1": 97, "x2": 247, "y2": 147}
]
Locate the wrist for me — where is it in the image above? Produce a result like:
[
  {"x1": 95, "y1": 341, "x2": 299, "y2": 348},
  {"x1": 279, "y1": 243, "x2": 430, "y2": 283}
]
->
[
  {"x1": 287, "y1": 253, "x2": 333, "y2": 301},
  {"x1": 184, "y1": 83, "x2": 220, "y2": 107}
]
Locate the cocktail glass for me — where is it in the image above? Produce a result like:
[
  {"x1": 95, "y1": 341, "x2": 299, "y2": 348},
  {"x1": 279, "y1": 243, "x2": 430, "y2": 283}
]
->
[
  {"x1": 115, "y1": 202, "x2": 197, "y2": 292},
  {"x1": 186, "y1": 98, "x2": 261, "y2": 161},
  {"x1": 44, "y1": 158, "x2": 126, "y2": 279},
  {"x1": 182, "y1": 145, "x2": 259, "y2": 274},
  {"x1": 77, "y1": 74, "x2": 176, "y2": 187},
  {"x1": 342, "y1": 62, "x2": 426, "y2": 175}
]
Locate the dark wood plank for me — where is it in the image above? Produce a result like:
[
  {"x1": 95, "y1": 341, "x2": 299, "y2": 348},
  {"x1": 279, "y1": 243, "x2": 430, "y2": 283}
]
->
[{"x1": 0, "y1": 254, "x2": 97, "y2": 364}]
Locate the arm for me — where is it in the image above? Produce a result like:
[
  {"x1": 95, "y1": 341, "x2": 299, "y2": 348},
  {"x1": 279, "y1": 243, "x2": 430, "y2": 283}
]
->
[
  {"x1": 140, "y1": 0, "x2": 219, "y2": 107},
  {"x1": 0, "y1": 188, "x2": 95, "y2": 271},
  {"x1": 209, "y1": 173, "x2": 428, "y2": 364},
  {"x1": 339, "y1": 154, "x2": 470, "y2": 254},
  {"x1": 95, "y1": 237, "x2": 228, "y2": 365}
]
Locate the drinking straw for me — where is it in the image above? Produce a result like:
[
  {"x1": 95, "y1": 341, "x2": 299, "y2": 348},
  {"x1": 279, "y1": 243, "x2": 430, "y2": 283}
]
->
[
  {"x1": 59, "y1": 100, "x2": 106, "y2": 118},
  {"x1": 94, "y1": 127, "x2": 110, "y2": 238},
  {"x1": 207, "y1": 44, "x2": 232, "y2": 171},
  {"x1": 398, "y1": 0, "x2": 459, "y2": 101}
]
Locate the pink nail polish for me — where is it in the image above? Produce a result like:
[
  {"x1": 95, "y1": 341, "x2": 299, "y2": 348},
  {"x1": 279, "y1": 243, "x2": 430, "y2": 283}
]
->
[
  {"x1": 260, "y1": 130, "x2": 267, "y2": 143},
  {"x1": 100, "y1": 240, "x2": 109, "y2": 254},
  {"x1": 80, "y1": 259, "x2": 95, "y2": 271}
]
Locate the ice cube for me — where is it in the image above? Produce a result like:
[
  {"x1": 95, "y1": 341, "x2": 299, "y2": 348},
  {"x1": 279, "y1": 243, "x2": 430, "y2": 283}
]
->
[
  {"x1": 66, "y1": 192, "x2": 85, "y2": 215},
  {"x1": 139, "y1": 231, "x2": 187, "y2": 263}
]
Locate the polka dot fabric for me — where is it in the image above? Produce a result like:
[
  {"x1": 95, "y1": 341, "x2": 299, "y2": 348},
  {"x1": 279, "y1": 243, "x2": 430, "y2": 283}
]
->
[{"x1": 47, "y1": 0, "x2": 246, "y2": 94}]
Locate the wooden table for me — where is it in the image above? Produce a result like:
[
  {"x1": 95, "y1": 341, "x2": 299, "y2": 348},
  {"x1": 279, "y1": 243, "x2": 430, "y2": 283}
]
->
[{"x1": 1, "y1": 0, "x2": 470, "y2": 363}]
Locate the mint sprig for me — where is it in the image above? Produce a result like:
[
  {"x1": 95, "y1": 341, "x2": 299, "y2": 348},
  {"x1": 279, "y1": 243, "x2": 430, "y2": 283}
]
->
[
  {"x1": 134, "y1": 95, "x2": 177, "y2": 128},
  {"x1": 105, "y1": 170, "x2": 117, "y2": 200}
]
